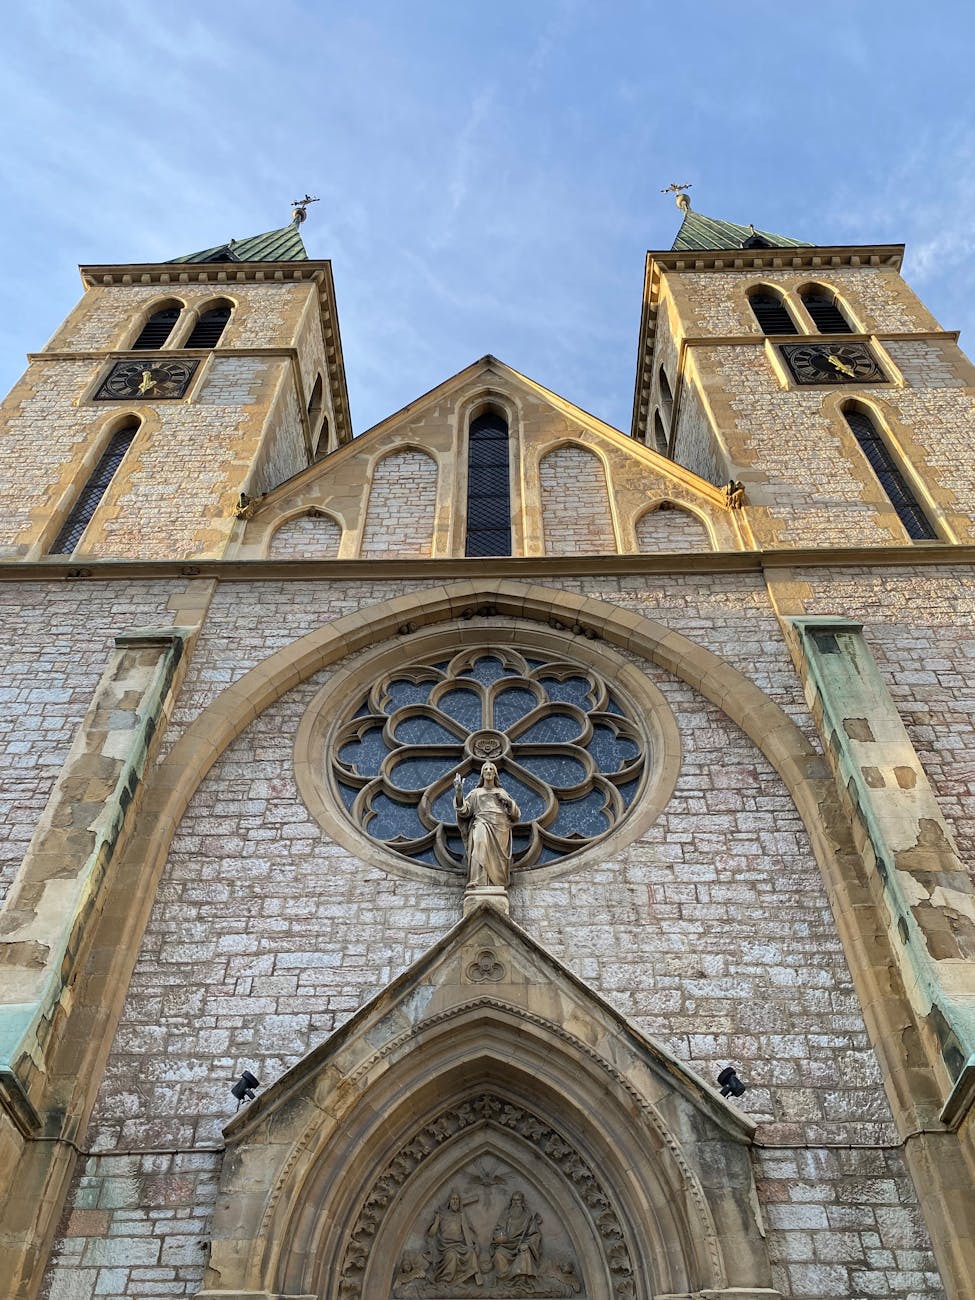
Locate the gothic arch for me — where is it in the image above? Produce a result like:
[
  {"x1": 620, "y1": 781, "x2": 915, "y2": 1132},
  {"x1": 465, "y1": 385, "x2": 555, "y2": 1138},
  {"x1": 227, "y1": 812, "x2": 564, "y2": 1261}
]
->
[{"x1": 201, "y1": 908, "x2": 773, "y2": 1299}]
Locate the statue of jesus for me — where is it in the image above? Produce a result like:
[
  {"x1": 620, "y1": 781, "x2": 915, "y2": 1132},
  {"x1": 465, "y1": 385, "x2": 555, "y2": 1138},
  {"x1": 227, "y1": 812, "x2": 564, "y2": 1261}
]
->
[{"x1": 454, "y1": 762, "x2": 520, "y2": 888}]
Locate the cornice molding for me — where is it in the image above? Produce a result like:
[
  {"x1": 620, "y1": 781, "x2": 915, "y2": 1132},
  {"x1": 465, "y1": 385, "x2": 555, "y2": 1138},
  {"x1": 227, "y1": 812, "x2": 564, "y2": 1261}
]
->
[{"x1": 1, "y1": 544, "x2": 973, "y2": 584}]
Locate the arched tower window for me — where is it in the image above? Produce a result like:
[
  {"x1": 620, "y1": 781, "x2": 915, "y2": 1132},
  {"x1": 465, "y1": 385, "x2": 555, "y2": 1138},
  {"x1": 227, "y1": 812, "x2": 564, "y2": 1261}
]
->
[
  {"x1": 131, "y1": 303, "x2": 182, "y2": 350},
  {"x1": 184, "y1": 301, "x2": 232, "y2": 348},
  {"x1": 843, "y1": 407, "x2": 937, "y2": 540},
  {"x1": 652, "y1": 410, "x2": 668, "y2": 455},
  {"x1": 658, "y1": 367, "x2": 674, "y2": 420},
  {"x1": 466, "y1": 411, "x2": 511, "y2": 557},
  {"x1": 801, "y1": 286, "x2": 853, "y2": 334},
  {"x1": 307, "y1": 374, "x2": 327, "y2": 456},
  {"x1": 50, "y1": 420, "x2": 139, "y2": 554},
  {"x1": 747, "y1": 288, "x2": 797, "y2": 335}
]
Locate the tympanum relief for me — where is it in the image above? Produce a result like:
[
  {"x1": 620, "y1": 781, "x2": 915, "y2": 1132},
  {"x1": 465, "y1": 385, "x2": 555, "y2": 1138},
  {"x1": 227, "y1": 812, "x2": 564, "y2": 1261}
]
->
[{"x1": 393, "y1": 1164, "x2": 583, "y2": 1297}]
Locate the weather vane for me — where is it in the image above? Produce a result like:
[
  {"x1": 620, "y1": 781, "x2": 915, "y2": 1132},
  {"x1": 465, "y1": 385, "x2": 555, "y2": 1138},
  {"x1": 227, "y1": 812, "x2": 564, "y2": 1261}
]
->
[
  {"x1": 291, "y1": 194, "x2": 320, "y2": 226},
  {"x1": 661, "y1": 182, "x2": 692, "y2": 212}
]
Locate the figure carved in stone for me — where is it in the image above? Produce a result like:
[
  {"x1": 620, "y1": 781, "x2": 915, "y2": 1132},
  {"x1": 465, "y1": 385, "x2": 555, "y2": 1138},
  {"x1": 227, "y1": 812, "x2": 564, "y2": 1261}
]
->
[
  {"x1": 491, "y1": 1191, "x2": 542, "y2": 1282},
  {"x1": 454, "y1": 763, "x2": 521, "y2": 889},
  {"x1": 426, "y1": 1189, "x2": 483, "y2": 1286},
  {"x1": 725, "y1": 479, "x2": 745, "y2": 510}
]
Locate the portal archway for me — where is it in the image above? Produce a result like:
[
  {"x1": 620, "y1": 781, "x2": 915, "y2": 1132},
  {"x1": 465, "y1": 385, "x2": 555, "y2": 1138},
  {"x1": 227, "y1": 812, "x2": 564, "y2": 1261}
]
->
[{"x1": 200, "y1": 909, "x2": 776, "y2": 1299}]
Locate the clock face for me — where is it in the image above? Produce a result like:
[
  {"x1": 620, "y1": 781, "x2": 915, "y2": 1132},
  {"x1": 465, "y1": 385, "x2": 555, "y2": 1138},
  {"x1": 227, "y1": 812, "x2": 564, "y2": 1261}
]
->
[
  {"x1": 94, "y1": 358, "x2": 200, "y2": 401},
  {"x1": 780, "y1": 342, "x2": 886, "y2": 386}
]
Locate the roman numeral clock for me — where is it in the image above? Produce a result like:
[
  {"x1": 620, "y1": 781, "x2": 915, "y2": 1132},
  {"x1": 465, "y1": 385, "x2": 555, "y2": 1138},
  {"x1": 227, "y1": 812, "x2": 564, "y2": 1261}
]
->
[{"x1": 94, "y1": 358, "x2": 200, "y2": 401}]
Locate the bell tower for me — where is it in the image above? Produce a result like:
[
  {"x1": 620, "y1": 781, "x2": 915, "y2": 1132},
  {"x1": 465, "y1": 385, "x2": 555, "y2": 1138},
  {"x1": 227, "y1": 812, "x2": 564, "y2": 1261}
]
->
[
  {"x1": 0, "y1": 217, "x2": 351, "y2": 562},
  {"x1": 633, "y1": 191, "x2": 975, "y2": 549}
]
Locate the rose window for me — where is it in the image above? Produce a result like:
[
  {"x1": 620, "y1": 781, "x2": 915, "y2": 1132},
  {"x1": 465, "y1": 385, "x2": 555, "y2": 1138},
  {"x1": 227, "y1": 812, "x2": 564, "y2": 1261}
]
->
[{"x1": 331, "y1": 647, "x2": 645, "y2": 872}]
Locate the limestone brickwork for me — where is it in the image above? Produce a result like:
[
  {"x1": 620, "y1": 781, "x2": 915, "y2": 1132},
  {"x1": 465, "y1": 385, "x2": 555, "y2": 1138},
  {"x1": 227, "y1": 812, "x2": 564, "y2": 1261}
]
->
[
  {"x1": 539, "y1": 444, "x2": 616, "y2": 554},
  {"x1": 635, "y1": 503, "x2": 712, "y2": 551},
  {"x1": 2, "y1": 229, "x2": 975, "y2": 1300},
  {"x1": 267, "y1": 511, "x2": 342, "y2": 559},
  {"x1": 360, "y1": 448, "x2": 439, "y2": 557},
  {"x1": 0, "y1": 581, "x2": 189, "y2": 908}
]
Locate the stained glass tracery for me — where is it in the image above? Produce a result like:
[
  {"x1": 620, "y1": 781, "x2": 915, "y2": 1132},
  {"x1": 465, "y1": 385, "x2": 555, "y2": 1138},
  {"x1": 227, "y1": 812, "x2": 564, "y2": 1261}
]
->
[{"x1": 331, "y1": 647, "x2": 646, "y2": 872}]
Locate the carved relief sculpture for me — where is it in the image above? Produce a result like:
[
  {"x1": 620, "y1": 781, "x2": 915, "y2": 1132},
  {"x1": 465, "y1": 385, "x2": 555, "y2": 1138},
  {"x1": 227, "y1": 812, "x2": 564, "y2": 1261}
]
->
[
  {"x1": 491, "y1": 1191, "x2": 542, "y2": 1282},
  {"x1": 393, "y1": 1177, "x2": 581, "y2": 1297},
  {"x1": 455, "y1": 762, "x2": 521, "y2": 889},
  {"x1": 426, "y1": 1190, "x2": 483, "y2": 1287}
]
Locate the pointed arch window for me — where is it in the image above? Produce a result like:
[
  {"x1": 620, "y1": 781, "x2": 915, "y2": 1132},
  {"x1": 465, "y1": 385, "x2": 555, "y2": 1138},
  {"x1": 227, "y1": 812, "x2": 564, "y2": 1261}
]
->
[
  {"x1": 652, "y1": 410, "x2": 668, "y2": 455},
  {"x1": 843, "y1": 407, "x2": 937, "y2": 540},
  {"x1": 801, "y1": 286, "x2": 853, "y2": 334},
  {"x1": 466, "y1": 412, "x2": 511, "y2": 557},
  {"x1": 50, "y1": 420, "x2": 139, "y2": 554},
  {"x1": 748, "y1": 288, "x2": 798, "y2": 335},
  {"x1": 131, "y1": 304, "x2": 181, "y2": 350},
  {"x1": 658, "y1": 367, "x2": 674, "y2": 420},
  {"x1": 184, "y1": 302, "x2": 232, "y2": 348}
]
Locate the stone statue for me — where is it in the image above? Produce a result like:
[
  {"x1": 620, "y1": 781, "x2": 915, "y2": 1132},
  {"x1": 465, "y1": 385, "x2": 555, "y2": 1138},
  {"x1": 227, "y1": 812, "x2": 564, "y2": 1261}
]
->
[
  {"x1": 425, "y1": 1189, "x2": 482, "y2": 1286},
  {"x1": 491, "y1": 1190, "x2": 542, "y2": 1282},
  {"x1": 725, "y1": 479, "x2": 745, "y2": 510},
  {"x1": 454, "y1": 762, "x2": 521, "y2": 888}
]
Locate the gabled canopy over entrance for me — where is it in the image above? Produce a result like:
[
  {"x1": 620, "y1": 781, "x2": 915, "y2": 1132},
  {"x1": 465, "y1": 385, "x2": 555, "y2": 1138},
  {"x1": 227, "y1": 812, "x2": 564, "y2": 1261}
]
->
[{"x1": 197, "y1": 907, "x2": 780, "y2": 1300}]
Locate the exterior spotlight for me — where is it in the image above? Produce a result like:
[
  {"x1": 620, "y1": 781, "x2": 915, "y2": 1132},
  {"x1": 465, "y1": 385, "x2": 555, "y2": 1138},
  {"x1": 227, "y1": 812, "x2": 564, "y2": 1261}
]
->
[
  {"x1": 231, "y1": 1070, "x2": 260, "y2": 1109},
  {"x1": 717, "y1": 1066, "x2": 746, "y2": 1098}
]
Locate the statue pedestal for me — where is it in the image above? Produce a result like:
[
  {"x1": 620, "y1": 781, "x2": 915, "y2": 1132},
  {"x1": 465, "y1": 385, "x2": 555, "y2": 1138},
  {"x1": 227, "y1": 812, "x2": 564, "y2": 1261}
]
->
[{"x1": 463, "y1": 885, "x2": 509, "y2": 917}]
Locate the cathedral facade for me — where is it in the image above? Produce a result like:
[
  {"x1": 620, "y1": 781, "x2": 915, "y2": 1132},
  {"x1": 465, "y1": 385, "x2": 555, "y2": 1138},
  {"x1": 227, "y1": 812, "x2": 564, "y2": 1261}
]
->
[{"x1": 0, "y1": 203, "x2": 973, "y2": 1300}]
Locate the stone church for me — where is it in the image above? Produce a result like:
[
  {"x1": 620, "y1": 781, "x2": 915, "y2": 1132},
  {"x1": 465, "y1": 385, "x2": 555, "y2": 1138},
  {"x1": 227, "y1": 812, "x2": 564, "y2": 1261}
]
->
[{"x1": 0, "y1": 193, "x2": 973, "y2": 1300}]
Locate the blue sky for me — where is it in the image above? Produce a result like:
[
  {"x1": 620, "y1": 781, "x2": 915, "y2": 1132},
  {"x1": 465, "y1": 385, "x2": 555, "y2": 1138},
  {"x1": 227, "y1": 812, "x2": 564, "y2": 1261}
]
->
[{"x1": 2, "y1": 2, "x2": 973, "y2": 435}]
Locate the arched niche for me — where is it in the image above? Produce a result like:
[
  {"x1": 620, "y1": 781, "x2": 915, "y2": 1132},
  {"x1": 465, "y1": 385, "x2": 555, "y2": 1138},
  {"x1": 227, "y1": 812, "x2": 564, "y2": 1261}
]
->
[
  {"x1": 197, "y1": 908, "x2": 779, "y2": 1300},
  {"x1": 267, "y1": 508, "x2": 342, "y2": 559},
  {"x1": 362, "y1": 447, "x2": 439, "y2": 557},
  {"x1": 539, "y1": 444, "x2": 616, "y2": 555},
  {"x1": 636, "y1": 503, "x2": 713, "y2": 553}
]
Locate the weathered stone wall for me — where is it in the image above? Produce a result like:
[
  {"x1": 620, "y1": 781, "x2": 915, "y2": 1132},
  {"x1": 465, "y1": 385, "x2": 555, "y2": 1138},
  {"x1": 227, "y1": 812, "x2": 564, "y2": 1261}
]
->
[
  {"x1": 539, "y1": 444, "x2": 616, "y2": 554},
  {"x1": 0, "y1": 580, "x2": 187, "y2": 908},
  {"x1": 671, "y1": 377, "x2": 725, "y2": 487},
  {"x1": 360, "y1": 449, "x2": 438, "y2": 557},
  {"x1": 0, "y1": 358, "x2": 106, "y2": 558},
  {"x1": 787, "y1": 565, "x2": 975, "y2": 883},
  {"x1": 249, "y1": 377, "x2": 306, "y2": 497},
  {"x1": 37, "y1": 573, "x2": 947, "y2": 1298}
]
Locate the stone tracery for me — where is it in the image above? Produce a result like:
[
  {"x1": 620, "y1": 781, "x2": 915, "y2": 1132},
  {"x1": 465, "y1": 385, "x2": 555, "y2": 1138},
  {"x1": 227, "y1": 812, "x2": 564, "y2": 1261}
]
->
[{"x1": 331, "y1": 646, "x2": 646, "y2": 872}]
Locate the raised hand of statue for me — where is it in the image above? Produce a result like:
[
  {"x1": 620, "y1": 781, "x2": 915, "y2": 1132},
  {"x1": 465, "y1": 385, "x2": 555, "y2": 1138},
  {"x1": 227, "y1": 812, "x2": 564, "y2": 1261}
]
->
[{"x1": 453, "y1": 772, "x2": 463, "y2": 805}]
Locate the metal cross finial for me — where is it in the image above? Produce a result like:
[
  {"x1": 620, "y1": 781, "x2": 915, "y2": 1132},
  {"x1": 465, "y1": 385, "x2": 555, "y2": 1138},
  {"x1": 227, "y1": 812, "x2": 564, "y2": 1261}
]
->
[
  {"x1": 291, "y1": 194, "x2": 320, "y2": 225},
  {"x1": 660, "y1": 182, "x2": 692, "y2": 212}
]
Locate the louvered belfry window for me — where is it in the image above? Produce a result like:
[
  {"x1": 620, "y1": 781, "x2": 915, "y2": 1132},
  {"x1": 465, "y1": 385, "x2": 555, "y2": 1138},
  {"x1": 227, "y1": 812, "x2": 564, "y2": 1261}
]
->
[
  {"x1": 801, "y1": 289, "x2": 853, "y2": 334},
  {"x1": 184, "y1": 304, "x2": 231, "y2": 348},
  {"x1": 131, "y1": 307, "x2": 180, "y2": 350},
  {"x1": 466, "y1": 412, "x2": 512, "y2": 556},
  {"x1": 748, "y1": 291, "x2": 797, "y2": 336},
  {"x1": 50, "y1": 423, "x2": 138, "y2": 554},
  {"x1": 843, "y1": 409, "x2": 937, "y2": 540}
]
